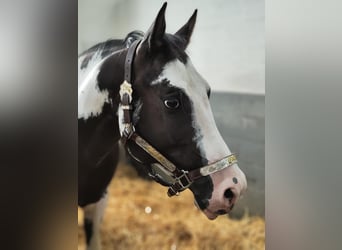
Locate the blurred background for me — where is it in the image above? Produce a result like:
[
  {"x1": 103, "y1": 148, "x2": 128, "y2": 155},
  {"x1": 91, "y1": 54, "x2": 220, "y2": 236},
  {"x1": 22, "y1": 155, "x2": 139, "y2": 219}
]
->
[
  {"x1": 79, "y1": 0, "x2": 264, "y2": 249},
  {"x1": 79, "y1": 0, "x2": 264, "y2": 217}
]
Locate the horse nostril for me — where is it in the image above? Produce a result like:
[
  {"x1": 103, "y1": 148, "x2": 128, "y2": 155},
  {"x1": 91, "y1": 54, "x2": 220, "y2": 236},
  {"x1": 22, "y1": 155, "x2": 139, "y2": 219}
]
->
[
  {"x1": 216, "y1": 209, "x2": 227, "y2": 215},
  {"x1": 224, "y1": 188, "x2": 235, "y2": 202}
]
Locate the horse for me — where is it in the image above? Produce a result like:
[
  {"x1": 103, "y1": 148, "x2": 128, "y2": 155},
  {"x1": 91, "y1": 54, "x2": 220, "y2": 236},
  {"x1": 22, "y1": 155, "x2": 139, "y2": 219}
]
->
[{"x1": 78, "y1": 3, "x2": 247, "y2": 250}]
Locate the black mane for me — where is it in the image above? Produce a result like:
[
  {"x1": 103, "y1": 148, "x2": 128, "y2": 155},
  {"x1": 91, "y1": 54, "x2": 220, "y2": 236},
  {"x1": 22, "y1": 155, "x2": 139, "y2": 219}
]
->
[
  {"x1": 80, "y1": 30, "x2": 144, "y2": 57},
  {"x1": 79, "y1": 30, "x2": 144, "y2": 69}
]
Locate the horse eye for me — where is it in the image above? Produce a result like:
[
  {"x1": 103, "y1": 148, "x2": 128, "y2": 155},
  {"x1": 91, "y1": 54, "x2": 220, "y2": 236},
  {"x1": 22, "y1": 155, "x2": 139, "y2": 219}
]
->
[{"x1": 164, "y1": 99, "x2": 180, "y2": 109}]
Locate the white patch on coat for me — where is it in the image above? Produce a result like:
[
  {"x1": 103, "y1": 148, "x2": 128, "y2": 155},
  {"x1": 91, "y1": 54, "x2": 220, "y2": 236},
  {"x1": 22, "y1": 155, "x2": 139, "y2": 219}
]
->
[
  {"x1": 151, "y1": 59, "x2": 231, "y2": 163},
  {"x1": 78, "y1": 52, "x2": 110, "y2": 120},
  {"x1": 83, "y1": 192, "x2": 108, "y2": 250},
  {"x1": 132, "y1": 99, "x2": 143, "y2": 125},
  {"x1": 117, "y1": 104, "x2": 125, "y2": 137}
]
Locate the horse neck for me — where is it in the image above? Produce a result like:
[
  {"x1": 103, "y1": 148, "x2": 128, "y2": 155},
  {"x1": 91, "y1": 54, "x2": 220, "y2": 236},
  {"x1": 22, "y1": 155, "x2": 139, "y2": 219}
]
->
[
  {"x1": 98, "y1": 49, "x2": 127, "y2": 97},
  {"x1": 97, "y1": 49, "x2": 128, "y2": 140}
]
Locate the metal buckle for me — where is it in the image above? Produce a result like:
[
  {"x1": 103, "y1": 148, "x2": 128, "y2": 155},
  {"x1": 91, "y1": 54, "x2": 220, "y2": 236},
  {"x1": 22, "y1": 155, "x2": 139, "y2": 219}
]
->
[
  {"x1": 167, "y1": 170, "x2": 192, "y2": 197},
  {"x1": 119, "y1": 80, "x2": 133, "y2": 101},
  {"x1": 123, "y1": 123, "x2": 134, "y2": 138},
  {"x1": 175, "y1": 170, "x2": 192, "y2": 189}
]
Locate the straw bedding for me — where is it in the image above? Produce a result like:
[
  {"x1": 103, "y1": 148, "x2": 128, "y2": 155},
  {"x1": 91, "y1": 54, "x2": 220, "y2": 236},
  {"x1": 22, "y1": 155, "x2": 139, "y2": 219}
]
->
[{"x1": 78, "y1": 163, "x2": 265, "y2": 250}]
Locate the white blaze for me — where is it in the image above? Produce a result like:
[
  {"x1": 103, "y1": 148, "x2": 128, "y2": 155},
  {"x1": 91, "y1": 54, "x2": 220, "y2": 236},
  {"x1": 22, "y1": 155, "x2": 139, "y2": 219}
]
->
[
  {"x1": 151, "y1": 59, "x2": 231, "y2": 163},
  {"x1": 78, "y1": 53, "x2": 110, "y2": 119},
  {"x1": 153, "y1": 59, "x2": 247, "y2": 218}
]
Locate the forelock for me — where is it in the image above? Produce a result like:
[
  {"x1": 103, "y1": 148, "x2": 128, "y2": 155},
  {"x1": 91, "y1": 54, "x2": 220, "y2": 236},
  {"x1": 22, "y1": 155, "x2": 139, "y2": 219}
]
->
[{"x1": 163, "y1": 34, "x2": 188, "y2": 64}]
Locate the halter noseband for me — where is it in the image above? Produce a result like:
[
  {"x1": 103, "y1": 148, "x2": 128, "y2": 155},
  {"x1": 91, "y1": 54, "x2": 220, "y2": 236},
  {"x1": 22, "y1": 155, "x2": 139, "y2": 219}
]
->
[{"x1": 118, "y1": 39, "x2": 238, "y2": 197}]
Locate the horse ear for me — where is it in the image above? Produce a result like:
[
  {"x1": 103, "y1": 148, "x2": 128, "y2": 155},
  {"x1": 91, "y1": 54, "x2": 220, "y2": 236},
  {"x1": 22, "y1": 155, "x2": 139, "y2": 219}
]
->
[
  {"x1": 143, "y1": 2, "x2": 167, "y2": 51},
  {"x1": 175, "y1": 9, "x2": 197, "y2": 50}
]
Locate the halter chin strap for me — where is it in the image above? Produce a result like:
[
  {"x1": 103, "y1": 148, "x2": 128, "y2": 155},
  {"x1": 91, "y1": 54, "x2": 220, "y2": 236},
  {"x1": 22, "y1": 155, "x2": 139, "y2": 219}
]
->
[{"x1": 118, "y1": 39, "x2": 238, "y2": 197}]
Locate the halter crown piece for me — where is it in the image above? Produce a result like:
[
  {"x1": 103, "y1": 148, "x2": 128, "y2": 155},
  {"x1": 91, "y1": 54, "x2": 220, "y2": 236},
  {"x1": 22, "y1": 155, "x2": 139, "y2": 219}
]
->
[{"x1": 118, "y1": 39, "x2": 238, "y2": 197}]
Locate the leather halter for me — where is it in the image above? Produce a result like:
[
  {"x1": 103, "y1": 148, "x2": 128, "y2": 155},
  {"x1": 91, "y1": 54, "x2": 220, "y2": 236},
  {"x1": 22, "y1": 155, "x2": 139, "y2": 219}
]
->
[{"x1": 118, "y1": 39, "x2": 238, "y2": 197}]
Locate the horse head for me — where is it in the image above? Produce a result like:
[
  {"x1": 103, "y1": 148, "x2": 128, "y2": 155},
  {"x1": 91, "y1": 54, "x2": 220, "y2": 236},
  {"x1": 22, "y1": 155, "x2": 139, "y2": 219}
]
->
[{"x1": 120, "y1": 3, "x2": 247, "y2": 220}]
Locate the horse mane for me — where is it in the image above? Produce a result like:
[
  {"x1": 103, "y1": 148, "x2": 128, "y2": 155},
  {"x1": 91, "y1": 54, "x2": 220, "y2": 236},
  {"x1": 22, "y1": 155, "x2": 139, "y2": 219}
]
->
[{"x1": 79, "y1": 30, "x2": 145, "y2": 58}]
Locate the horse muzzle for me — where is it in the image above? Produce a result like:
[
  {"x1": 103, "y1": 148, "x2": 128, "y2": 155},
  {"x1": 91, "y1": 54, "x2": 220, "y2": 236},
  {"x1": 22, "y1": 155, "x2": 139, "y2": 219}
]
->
[{"x1": 201, "y1": 163, "x2": 247, "y2": 220}]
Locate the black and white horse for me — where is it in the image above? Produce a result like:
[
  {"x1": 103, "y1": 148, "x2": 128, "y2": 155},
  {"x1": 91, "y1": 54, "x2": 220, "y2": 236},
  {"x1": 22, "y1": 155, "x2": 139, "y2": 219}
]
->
[{"x1": 78, "y1": 3, "x2": 247, "y2": 250}]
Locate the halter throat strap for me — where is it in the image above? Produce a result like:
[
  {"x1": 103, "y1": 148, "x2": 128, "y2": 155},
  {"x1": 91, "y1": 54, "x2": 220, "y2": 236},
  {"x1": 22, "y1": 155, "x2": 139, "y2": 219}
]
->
[{"x1": 118, "y1": 39, "x2": 238, "y2": 197}]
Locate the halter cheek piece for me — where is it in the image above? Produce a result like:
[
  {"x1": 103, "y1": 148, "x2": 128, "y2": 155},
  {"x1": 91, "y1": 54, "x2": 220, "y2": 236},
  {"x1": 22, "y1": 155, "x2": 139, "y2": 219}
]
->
[{"x1": 118, "y1": 40, "x2": 238, "y2": 197}]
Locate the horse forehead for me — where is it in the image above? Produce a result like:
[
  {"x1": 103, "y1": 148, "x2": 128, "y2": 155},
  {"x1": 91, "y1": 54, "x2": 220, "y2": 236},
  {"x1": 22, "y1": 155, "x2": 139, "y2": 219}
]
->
[{"x1": 153, "y1": 59, "x2": 209, "y2": 93}]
